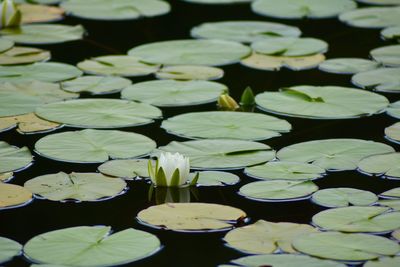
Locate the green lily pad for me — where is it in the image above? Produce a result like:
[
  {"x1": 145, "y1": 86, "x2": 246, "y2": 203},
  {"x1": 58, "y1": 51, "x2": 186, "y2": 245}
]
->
[
  {"x1": 312, "y1": 206, "x2": 400, "y2": 233},
  {"x1": 379, "y1": 199, "x2": 400, "y2": 211},
  {"x1": 0, "y1": 38, "x2": 14, "y2": 53},
  {"x1": 35, "y1": 129, "x2": 156, "y2": 163},
  {"x1": 0, "y1": 81, "x2": 77, "y2": 117},
  {"x1": 311, "y1": 188, "x2": 378, "y2": 208},
  {"x1": 256, "y1": 86, "x2": 389, "y2": 119},
  {"x1": 24, "y1": 172, "x2": 127, "y2": 202},
  {"x1": 121, "y1": 80, "x2": 227, "y2": 107},
  {"x1": 239, "y1": 180, "x2": 318, "y2": 201},
  {"x1": 15, "y1": 0, "x2": 61, "y2": 3},
  {"x1": 23, "y1": 226, "x2": 161, "y2": 266},
  {"x1": 77, "y1": 56, "x2": 160, "y2": 77},
  {"x1": 0, "y1": 141, "x2": 32, "y2": 173},
  {"x1": 318, "y1": 58, "x2": 379, "y2": 74},
  {"x1": 352, "y1": 68, "x2": 400, "y2": 92},
  {"x1": 364, "y1": 257, "x2": 400, "y2": 267},
  {"x1": 339, "y1": 6, "x2": 400, "y2": 28},
  {"x1": 155, "y1": 139, "x2": 275, "y2": 170},
  {"x1": 137, "y1": 203, "x2": 247, "y2": 231},
  {"x1": 293, "y1": 232, "x2": 400, "y2": 261},
  {"x1": 0, "y1": 62, "x2": 82, "y2": 83},
  {"x1": 0, "y1": 24, "x2": 84, "y2": 45},
  {"x1": 193, "y1": 171, "x2": 240, "y2": 186},
  {"x1": 61, "y1": 76, "x2": 132, "y2": 95},
  {"x1": 381, "y1": 26, "x2": 400, "y2": 40},
  {"x1": 252, "y1": 0, "x2": 357, "y2": 19},
  {"x1": 380, "y1": 187, "x2": 400, "y2": 199},
  {"x1": 385, "y1": 122, "x2": 400, "y2": 144},
  {"x1": 0, "y1": 183, "x2": 33, "y2": 209},
  {"x1": 98, "y1": 159, "x2": 151, "y2": 179},
  {"x1": 393, "y1": 229, "x2": 400, "y2": 240},
  {"x1": 357, "y1": 0, "x2": 400, "y2": 5},
  {"x1": 19, "y1": 3, "x2": 64, "y2": 24},
  {"x1": 0, "y1": 237, "x2": 21, "y2": 264},
  {"x1": 182, "y1": 0, "x2": 252, "y2": 3},
  {"x1": 61, "y1": 0, "x2": 170, "y2": 20},
  {"x1": 387, "y1": 101, "x2": 400, "y2": 119},
  {"x1": 371, "y1": 45, "x2": 400, "y2": 67},
  {"x1": 358, "y1": 152, "x2": 400, "y2": 179},
  {"x1": 191, "y1": 21, "x2": 301, "y2": 43},
  {"x1": 161, "y1": 111, "x2": 291, "y2": 141},
  {"x1": 277, "y1": 139, "x2": 394, "y2": 171},
  {"x1": 244, "y1": 161, "x2": 325, "y2": 181},
  {"x1": 224, "y1": 220, "x2": 318, "y2": 254},
  {"x1": 0, "y1": 172, "x2": 13, "y2": 183},
  {"x1": 155, "y1": 65, "x2": 224, "y2": 80},
  {"x1": 35, "y1": 99, "x2": 161, "y2": 128},
  {"x1": 0, "y1": 46, "x2": 51, "y2": 65},
  {"x1": 128, "y1": 39, "x2": 251, "y2": 66},
  {"x1": 251, "y1": 37, "x2": 328, "y2": 57}
]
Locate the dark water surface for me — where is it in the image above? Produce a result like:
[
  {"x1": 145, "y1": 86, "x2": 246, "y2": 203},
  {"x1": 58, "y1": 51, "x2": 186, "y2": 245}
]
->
[{"x1": 1, "y1": 1, "x2": 400, "y2": 266}]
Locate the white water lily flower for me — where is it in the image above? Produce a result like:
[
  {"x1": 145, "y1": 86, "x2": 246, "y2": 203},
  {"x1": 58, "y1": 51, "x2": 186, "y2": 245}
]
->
[
  {"x1": 0, "y1": 0, "x2": 21, "y2": 29},
  {"x1": 148, "y1": 152, "x2": 199, "y2": 187}
]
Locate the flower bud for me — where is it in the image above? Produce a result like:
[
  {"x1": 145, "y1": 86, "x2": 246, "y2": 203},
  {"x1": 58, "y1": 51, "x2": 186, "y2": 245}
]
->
[
  {"x1": 0, "y1": 0, "x2": 21, "y2": 29},
  {"x1": 217, "y1": 94, "x2": 239, "y2": 111}
]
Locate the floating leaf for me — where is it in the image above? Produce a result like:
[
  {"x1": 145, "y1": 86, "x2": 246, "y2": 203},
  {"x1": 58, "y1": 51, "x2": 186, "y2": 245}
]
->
[
  {"x1": 0, "y1": 24, "x2": 84, "y2": 45},
  {"x1": 155, "y1": 65, "x2": 224, "y2": 80},
  {"x1": 364, "y1": 257, "x2": 400, "y2": 267},
  {"x1": 77, "y1": 56, "x2": 160, "y2": 77},
  {"x1": 0, "y1": 183, "x2": 32, "y2": 209},
  {"x1": 182, "y1": 0, "x2": 252, "y2": 4},
  {"x1": 319, "y1": 58, "x2": 379, "y2": 74},
  {"x1": 0, "y1": 46, "x2": 50, "y2": 65},
  {"x1": 380, "y1": 187, "x2": 400, "y2": 199},
  {"x1": 357, "y1": 0, "x2": 400, "y2": 5},
  {"x1": 0, "y1": 142, "x2": 32, "y2": 173},
  {"x1": 0, "y1": 237, "x2": 22, "y2": 264},
  {"x1": 311, "y1": 188, "x2": 378, "y2": 208},
  {"x1": 15, "y1": 0, "x2": 61, "y2": 3},
  {"x1": 385, "y1": 122, "x2": 400, "y2": 144},
  {"x1": 122, "y1": 80, "x2": 227, "y2": 107},
  {"x1": 0, "y1": 172, "x2": 13, "y2": 182},
  {"x1": 128, "y1": 39, "x2": 251, "y2": 66},
  {"x1": 340, "y1": 6, "x2": 400, "y2": 28},
  {"x1": 370, "y1": 45, "x2": 400, "y2": 67},
  {"x1": 381, "y1": 26, "x2": 400, "y2": 40},
  {"x1": 358, "y1": 152, "x2": 400, "y2": 179},
  {"x1": 36, "y1": 99, "x2": 161, "y2": 128},
  {"x1": 0, "y1": 38, "x2": 14, "y2": 53},
  {"x1": 156, "y1": 139, "x2": 275, "y2": 170},
  {"x1": 61, "y1": 76, "x2": 132, "y2": 95},
  {"x1": 352, "y1": 68, "x2": 400, "y2": 92},
  {"x1": 137, "y1": 203, "x2": 246, "y2": 231},
  {"x1": 161, "y1": 111, "x2": 291, "y2": 141},
  {"x1": 192, "y1": 171, "x2": 240, "y2": 186},
  {"x1": 24, "y1": 172, "x2": 127, "y2": 202},
  {"x1": 293, "y1": 232, "x2": 400, "y2": 261},
  {"x1": 379, "y1": 199, "x2": 400, "y2": 211},
  {"x1": 241, "y1": 52, "x2": 325, "y2": 71},
  {"x1": 252, "y1": 0, "x2": 357, "y2": 19},
  {"x1": 244, "y1": 161, "x2": 325, "y2": 181},
  {"x1": 224, "y1": 220, "x2": 318, "y2": 254},
  {"x1": 61, "y1": 0, "x2": 170, "y2": 20},
  {"x1": 23, "y1": 226, "x2": 161, "y2": 266},
  {"x1": 393, "y1": 229, "x2": 400, "y2": 240},
  {"x1": 35, "y1": 129, "x2": 156, "y2": 163},
  {"x1": 387, "y1": 101, "x2": 400, "y2": 119},
  {"x1": 98, "y1": 159, "x2": 151, "y2": 179},
  {"x1": 0, "y1": 113, "x2": 61, "y2": 134},
  {"x1": 191, "y1": 21, "x2": 301, "y2": 43},
  {"x1": 277, "y1": 139, "x2": 394, "y2": 171},
  {"x1": 19, "y1": 4, "x2": 64, "y2": 24}
]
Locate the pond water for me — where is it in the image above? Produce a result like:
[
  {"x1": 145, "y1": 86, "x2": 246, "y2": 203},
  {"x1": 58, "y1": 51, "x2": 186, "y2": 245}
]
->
[{"x1": 1, "y1": 0, "x2": 400, "y2": 266}]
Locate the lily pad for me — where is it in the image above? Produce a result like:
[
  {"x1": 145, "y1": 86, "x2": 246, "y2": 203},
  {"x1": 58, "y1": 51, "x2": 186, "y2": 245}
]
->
[
  {"x1": 311, "y1": 188, "x2": 378, "y2": 208},
  {"x1": 0, "y1": 237, "x2": 22, "y2": 264},
  {"x1": 0, "y1": 113, "x2": 61, "y2": 135},
  {"x1": 0, "y1": 172, "x2": 13, "y2": 183},
  {"x1": 382, "y1": 26, "x2": 400, "y2": 40},
  {"x1": 193, "y1": 171, "x2": 240, "y2": 186},
  {"x1": 161, "y1": 111, "x2": 291, "y2": 141},
  {"x1": 318, "y1": 58, "x2": 379, "y2": 74},
  {"x1": 0, "y1": 24, "x2": 84, "y2": 45},
  {"x1": 77, "y1": 56, "x2": 160, "y2": 77},
  {"x1": 339, "y1": 6, "x2": 400, "y2": 28},
  {"x1": 387, "y1": 101, "x2": 400, "y2": 119},
  {"x1": 61, "y1": 0, "x2": 170, "y2": 20},
  {"x1": 231, "y1": 254, "x2": 346, "y2": 267},
  {"x1": 61, "y1": 76, "x2": 132, "y2": 95},
  {"x1": 380, "y1": 187, "x2": 400, "y2": 199},
  {"x1": 379, "y1": 199, "x2": 400, "y2": 211},
  {"x1": 128, "y1": 39, "x2": 251, "y2": 66},
  {"x1": 155, "y1": 65, "x2": 224, "y2": 80},
  {"x1": 352, "y1": 68, "x2": 400, "y2": 93},
  {"x1": 244, "y1": 161, "x2": 325, "y2": 181},
  {"x1": 358, "y1": 152, "x2": 400, "y2": 179},
  {"x1": 241, "y1": 52, "x2": 325, "y2": 71},
  {"x1": 364, "y1": 257, "x2": 400, "y2": 267},
  {"x1": 251, "y1": 37, "x2": 328, "y2": 57},
  {"x1": 121, "y1": 80, "x2": 227, "y2": 107},
  {"x1": 0, "y1": 38, "x2": 14, "y2": 53},
  {"x1": 0, "y1": 183, "x2": 32, "y2": 209},
  {"x1": 19, "y1": 4, "x2": 64, "y2": 24},
  {"x1": 393, "y1": 229, "x2": 400, "y2": 240},
  {"x1": 277, "y1": 139, "x2": 394, "y2": 171},
  {"x1": 357, "y1": 0, "x2": 400, "y2": 5},
  {"x1": 98, "y1": 159, "x2": 151, "y2": 179},
  {"x1": 0, "y1": 142, "x2": 32, "y2": 173},
  {"x1": 35, "y1": 99, "x2": 161, "y2": 128},
  {"x1": 371, "y1": 45, "x2": 400, "y2": 67},
  {"x1": 293, "y1": 232, "x2": 400, "y2": 261},
  {"x1": 224, "y1": 220, "x2": 318, "y2": 254},
  {"x1": 35, "y1": 129, "x2": 156, "y2": 163},
  {"x1": 252, "y1": 0, "x2": 357, "y2": 19},
  {"x1": 0, "y1": 62, "x2": 82, "y2": 83},
  {"x1": 15, "y1": 0, "x2": 61, "y2": 3},
  {"x1": 256, "y1": 86, "x2": 389, "y2": 119},
  {"x1": 312, "y1": 206, "x2": 400, "y2": 233},
  {"x1": 155, "y1": 139, "x2": 275, "y2": 170},
  {"x1": 23, "y1": 226, "x2": 161, "y2": 266},
  {"x1": 137, "y1": 203, "x2": 246, "y2": 231},
  {"x1": 191, "y1": 21, "x2": 301, "y2": 43},
  {"x1": 182, "y1": 0, "x2": 252, "y2": 3},
  {"x1": 24, "y1": 172, "x2": 127, "y2": 202},
  {"x1": 0, "y1": 46, "x2": 51, "y2": 65},
  {"x1": 385, "y1": 122, "x2": 400, "y2": 144}
]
